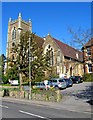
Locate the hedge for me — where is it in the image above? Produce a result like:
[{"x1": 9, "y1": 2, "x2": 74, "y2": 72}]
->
[{"x1": 83, "y1": 73, "x2": 93, "y2": 82}]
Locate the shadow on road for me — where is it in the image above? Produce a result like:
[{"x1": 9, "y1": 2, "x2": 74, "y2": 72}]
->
[{"x1": 71, "y1": 83, "x2": 93, "y2": 105}]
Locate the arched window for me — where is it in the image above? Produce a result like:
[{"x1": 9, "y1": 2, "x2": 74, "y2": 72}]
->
[
  {"x1": 88, "y1": 63, "x2": 92, "y2": 73},
  {"x1": 46, "y1": 45, "x2": 54, "y2": 66},
  {"x1": 87, "y1": 47, "x2": 91, "y2": 56},
  {"x1": 12, "y1": 27, "x2": 16, "y2": 40},
  {"x1": 12, "y1": 55, "x2": 14, "y2": 60},
  {"x1": 51, "y1": 51, "x2": 54, "y2": 65},
  {"x1": 12, "y1": 42, "x2": 15, "y2": 47},
  {"x1": 48, "y1": 44, "x2": 51, "y2": 49}
]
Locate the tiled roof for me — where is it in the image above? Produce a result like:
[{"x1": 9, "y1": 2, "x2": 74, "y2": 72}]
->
[
  {"x1": 34, "y1": 34, "x2": 44, "y2": 47},
  {"x1": 84, "y1": 38, "x2": 93, "y2": 47},
  {"x1": 53, "y1": 38, "x2": 83, "y2": 62}
]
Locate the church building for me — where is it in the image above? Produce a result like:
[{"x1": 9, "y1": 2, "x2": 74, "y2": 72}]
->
[
  {"x1": 43, "y1": 34, "x2": 83, "y2": 77},
  {"x1": 6, "y1": 13, "x2": 32, "y2": 63},
  {"x1": 6, "y1": 13, "x2": 84, "y2": 78}
]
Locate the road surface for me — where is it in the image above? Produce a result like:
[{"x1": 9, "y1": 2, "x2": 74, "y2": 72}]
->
[{"x1": 1, "y1": 100, "x2": 92, "y2": 119}]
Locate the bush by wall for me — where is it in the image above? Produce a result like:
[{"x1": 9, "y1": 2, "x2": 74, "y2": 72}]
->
[{"x1": 83, "y1": 73, "x2": 93, "y2": 82}]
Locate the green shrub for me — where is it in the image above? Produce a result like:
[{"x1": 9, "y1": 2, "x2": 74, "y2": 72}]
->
[
  {"x1": 22, "y1": 82, "x2": 29, "y2": 86},
  {"x1": 2, "y1": 87, "x2": 20, "y2": 91},
  {"x1": 32, "y1": 88, "x2": 55, "y2": 94},
  {"x1": 2, "y1": 84, "x2": 11, "y2": 86},
  {"x1": 2, "y1": 76, "x2": 9, "y2": 84},
  {"x1": 48, "y1": 74, "x2": 59, "y2": 79},
  {"x1": 83, "y1": 73, "x2": 93, "y2": 82}
]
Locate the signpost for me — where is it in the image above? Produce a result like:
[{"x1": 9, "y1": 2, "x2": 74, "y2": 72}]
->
[{"x1": 29, "y1": 36, "x2": 32, "y2": 100}]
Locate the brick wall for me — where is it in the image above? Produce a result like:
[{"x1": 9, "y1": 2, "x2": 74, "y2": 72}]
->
[{"x1": 83, "y1": 45, "x2": 93, "y2": 73}]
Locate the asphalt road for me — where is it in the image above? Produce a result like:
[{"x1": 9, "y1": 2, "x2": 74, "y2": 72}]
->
[{"x1": 1, "y1": 100, "x2": 91, "y2": 119}]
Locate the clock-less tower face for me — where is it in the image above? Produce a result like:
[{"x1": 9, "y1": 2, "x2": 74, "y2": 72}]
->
[{"x1": 6, "y1": 13, "x2": 32, "y2": 61}]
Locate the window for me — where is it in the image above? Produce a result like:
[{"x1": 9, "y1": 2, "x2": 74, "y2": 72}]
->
[
  {"x1": 88, "y1": 63, "x2": 92, "y2": 72},
  {"x1": 12, "y1": 55, "x2": 14, "y2": 60},
  {"x1": 48, "y1": 45, "x2": 51, "y2": 49},
  {"x1": 46, "y1": 45, "x2": 54, "y2": 66},
  {"x1": 51, "y1": 51, "x2": 54, "y2": 65},
  {"x1": 87, "y1": 47, "x2": 91, "y2": 56},
  {"x1": 57, "y1": 57, "x2": 60, "y2": 66},
  {"x1": 57, "y1": 50, "x2": 60, "y2": 56},
  {"x1": 76, "y1": 53, "x2": 79, "y2": 59},
  {"x1": 59, "y1": 79, "x2": 64, "y2": 82},
  {"x1": 53, "y1": 80, "x2": 57, "y2": 82},
  {"x1": 57, "y1": 66, "x2": 60, "y2": 74},
  {"x1": 12, "y1": 27, "x2": 16, "y2": 40},
  {"x1": 12, "y1": 42, "x2": 15, "y2": 47}
]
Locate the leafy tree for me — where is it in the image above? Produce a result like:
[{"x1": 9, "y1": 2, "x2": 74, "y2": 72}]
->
[
  {"x1": 0, "y1": 54, "x2": 6, "y2": 83},
  {"x1": 12, "y1": 31, "x2": 51, "y2": 84},
  {"x1": 5, "y1": 64, "x2": 19, "y2": 81}
]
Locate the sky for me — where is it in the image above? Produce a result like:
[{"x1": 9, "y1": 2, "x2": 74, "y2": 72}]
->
[{"x1": 2, "y1": 2, "x2": 91, "y2": 56}]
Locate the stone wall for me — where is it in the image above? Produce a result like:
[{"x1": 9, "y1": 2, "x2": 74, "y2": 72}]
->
[{"x1": 0, "y1": 89, "x2": 62, "y2": 102}]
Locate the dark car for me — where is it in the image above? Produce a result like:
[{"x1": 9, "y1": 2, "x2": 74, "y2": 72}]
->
[
  {"x1": 70, "y1": 76, "x2": 83, "y2": 84},
  {"x1": 64, "y1": 78, "x2": 73, "y2": 87}
]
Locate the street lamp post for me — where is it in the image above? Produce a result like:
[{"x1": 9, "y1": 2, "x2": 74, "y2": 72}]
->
[
  {"x1": 29, "y1": 35, "x2": 32, "y2": 100},
  {"x1": 18, "y1": 66, "x2": 22, "y2": 92}
]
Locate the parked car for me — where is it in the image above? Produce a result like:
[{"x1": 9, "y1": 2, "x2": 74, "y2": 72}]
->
[
  {"x1": 9, "y1": 79, "x2": 19, "y2": 86},
  {"x1": 33, "y1": 81, "x2": 53, "y2": 90},
  {"x1": 87, "y1": 99, "x2": 93, "y2": 105},
  {"x1": 70, "y1": 76, "x2": 83, "y2": 84},
  {"x1": 64, "y1": 78, "x2": 73, "y2": 87},
  {"x1": 49, "y1": 78, "x2": 67, "y2": 90}
]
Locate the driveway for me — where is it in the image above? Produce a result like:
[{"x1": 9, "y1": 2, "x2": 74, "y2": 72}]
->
[
  {"x1": 61, "y1": 82, "x2": 93, "y2": 100},
  {"x1": 60, "y1": 82, "x2": 93, "y2": 112}
]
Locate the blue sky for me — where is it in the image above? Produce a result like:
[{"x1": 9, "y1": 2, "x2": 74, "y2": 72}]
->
[{"x1": 2, "y1": 2, "x2": 91, "y2": 56}]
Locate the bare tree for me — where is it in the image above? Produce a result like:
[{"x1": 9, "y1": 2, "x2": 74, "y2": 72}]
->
[{"x1": 68, "y1": 27, "x2": 92, "y2": 50}]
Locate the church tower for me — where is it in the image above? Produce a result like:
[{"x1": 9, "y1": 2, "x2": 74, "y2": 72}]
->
[{"x1": 6, "y1": 13, "x2": 32, "y2": 69}]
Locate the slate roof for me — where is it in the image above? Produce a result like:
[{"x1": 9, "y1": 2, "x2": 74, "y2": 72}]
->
[
  {"x1": 34, "y1": 34, "x2": 44, "y2": 47},
  {"x1": 53, "y1": 38, "x2": 83, "y2": 62},
  {"x1": 33, "y1": 34, "x2": 83, "y2": 62}
]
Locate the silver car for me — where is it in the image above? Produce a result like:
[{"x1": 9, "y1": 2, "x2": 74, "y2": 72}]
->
[
  {"x1": 49, "y1": 78, "x2": 67, "y2": 89},
  {"x1": 34, "y1": 81, "x2": 53, "y2": 90}
]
